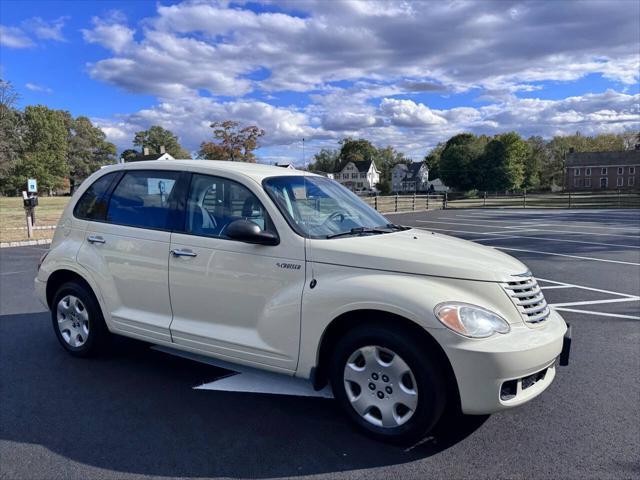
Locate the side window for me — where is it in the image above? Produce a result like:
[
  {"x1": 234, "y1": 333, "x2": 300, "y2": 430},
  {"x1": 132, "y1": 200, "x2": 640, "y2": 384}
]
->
[
  {"x1": 74, "y1": 172, "x2": 119, "y2": 220},
  {"x1": 186, "y1": 173, "x2": 272, "y2": 238},
  {"x1": 107, "y1": 170, "x2": 181, "y2": 230}
]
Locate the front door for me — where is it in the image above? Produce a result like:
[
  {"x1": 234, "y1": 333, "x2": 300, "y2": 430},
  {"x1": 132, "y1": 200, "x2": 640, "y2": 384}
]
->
[
  {"x1": 77, "y1": 169, "x2": 183, "y2": 343},
  {"x1": 168, "y1": 173, "x2": 305, "y2": 372}
]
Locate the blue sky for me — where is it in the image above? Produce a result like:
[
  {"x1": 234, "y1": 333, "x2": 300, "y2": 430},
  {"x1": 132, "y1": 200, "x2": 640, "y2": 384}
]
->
[{"x1": 1, "y1": 0, "x2": 638, "y2": 163}]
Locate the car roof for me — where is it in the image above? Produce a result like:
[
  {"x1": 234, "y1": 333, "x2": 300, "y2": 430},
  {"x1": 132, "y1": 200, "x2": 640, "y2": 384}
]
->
[{"x1": 102, "y1": 159, "x2": 318, "y2": 183}]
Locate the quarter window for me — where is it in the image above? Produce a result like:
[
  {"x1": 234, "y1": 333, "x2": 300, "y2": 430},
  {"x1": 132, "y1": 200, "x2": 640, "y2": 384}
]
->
[
  {"x1": 601, "y1": 167, "x2": 607, "y2": 175},
  {"x1": 74, "y1": 172, "x2": 119, "y2": 221},
  {"x1": 618, "y1": 167, "x2": 624, "y2": 175},
  {"x1": 574, "y1": 168, "x2": 580, "y2": 176},
  {"x1": 106, "y1": 170, "x2": 181, "y2": 230},
  {"x1": 630, "y1": 167, "x2": 636, "y2": 174},
  {"x1": 585, "y1": 168, "x2": 591, "y2": 176},
  {"x1": 185, "y1": 173, "x2": 272, "y2": 238}
]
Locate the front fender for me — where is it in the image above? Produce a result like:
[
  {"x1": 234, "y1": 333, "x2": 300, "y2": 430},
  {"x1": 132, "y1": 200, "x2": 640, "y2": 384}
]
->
[{"x1": 296, "y1": 262, "x2": 521, "y2": 379}]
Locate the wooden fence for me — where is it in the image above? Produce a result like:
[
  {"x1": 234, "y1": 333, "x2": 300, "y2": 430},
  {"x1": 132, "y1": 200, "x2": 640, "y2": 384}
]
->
[{"x1": 361, "y1": 190, "x2": 640, "y2": 213}]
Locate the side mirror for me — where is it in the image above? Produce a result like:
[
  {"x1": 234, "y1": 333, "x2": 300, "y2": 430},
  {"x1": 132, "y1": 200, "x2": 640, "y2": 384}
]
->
[{"x1": 225, "y1": 219, "x2": 279, "y2": 246}]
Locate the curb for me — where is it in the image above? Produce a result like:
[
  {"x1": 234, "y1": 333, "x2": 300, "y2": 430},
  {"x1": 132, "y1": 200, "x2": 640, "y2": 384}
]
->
[{"x1": 0, "y1": 239, "x2": 52, "y2": 249}]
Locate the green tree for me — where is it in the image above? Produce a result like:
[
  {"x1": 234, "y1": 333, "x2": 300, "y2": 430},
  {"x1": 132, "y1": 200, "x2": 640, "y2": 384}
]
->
[
  {"x1": 199, "y1": 120, "x2": 265, "y2": 162},
  {"x1": 67, "y1": 116, "x2": 117, "y2": 192},
  {"x1": 120, "y1": 149, "x2": 140, "y2": 162},
  {"x1": 523, "y1": 136, "x2": 548, "y2": 189},
  {"x1": 376, "y1": 145, "x2": 411, "y2": 183},
  {"x1": 376, "y1": 178, "x2": 392, "y2": 195},
  {"x1": 4, "y1": 105, "x2": 69, "y2": 194},
  {"x1": 439, "y1": 133, "x2": 487, "y2": 191},
  {"x1": 424, "y1": 142, "x2": 444, "y2": 180},
  {"x1": 478, "y1": 132, "x2": 527, "y2": 191},
  {"x1": 133, "y1": 125, "x2": 191, "y2": 158},
  {"x1": 0, "y1": 80, "x2": 25, "y2": 184},
  {"x1": 309, "y1": 148, "x2": 339, "y2": 172},
  {"x1": 337, "y1": 138, "x2": 378, "y2": 169}
]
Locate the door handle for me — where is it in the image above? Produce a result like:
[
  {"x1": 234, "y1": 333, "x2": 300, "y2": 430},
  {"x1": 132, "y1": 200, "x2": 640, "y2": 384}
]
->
[
  {"x1": 171, "y1": 249, "x2": 197, "y2": 257},
  {"x1": 87, "y1": 235, "x2": 106, "y2": 244}
]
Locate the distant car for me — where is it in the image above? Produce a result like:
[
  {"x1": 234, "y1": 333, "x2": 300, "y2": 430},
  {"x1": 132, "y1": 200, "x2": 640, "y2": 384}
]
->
[{"x1": 36, "y1": 160, "x2": 570, "y2": 443}]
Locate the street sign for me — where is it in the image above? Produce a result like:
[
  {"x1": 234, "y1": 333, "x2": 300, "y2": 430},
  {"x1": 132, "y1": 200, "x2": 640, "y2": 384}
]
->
[{"x1": 27, "y1": 178, "x2": 37, "y2": 193}]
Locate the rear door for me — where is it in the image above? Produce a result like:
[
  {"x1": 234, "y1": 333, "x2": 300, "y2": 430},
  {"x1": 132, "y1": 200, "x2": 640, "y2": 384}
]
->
[
  {"x1": 168, "y1": 173, "x2": 305, "y2": 371},
  {"x1": 77, "y1": 169, "x2": 185, "y2": 343}
]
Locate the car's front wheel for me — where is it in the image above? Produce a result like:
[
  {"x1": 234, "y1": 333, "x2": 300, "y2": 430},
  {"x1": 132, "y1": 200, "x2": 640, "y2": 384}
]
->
[
  {"x1": 51, "y1": 281, "x2": 110, "y2": 357},
  {"x1": 329, "y1": 324, "x2": 446, "y2": 444}
]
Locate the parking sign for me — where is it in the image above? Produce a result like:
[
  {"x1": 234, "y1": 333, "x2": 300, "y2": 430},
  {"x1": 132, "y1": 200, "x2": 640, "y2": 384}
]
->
[{"x1": 27, "y1": 178, "x2": 38, "y2": 193}]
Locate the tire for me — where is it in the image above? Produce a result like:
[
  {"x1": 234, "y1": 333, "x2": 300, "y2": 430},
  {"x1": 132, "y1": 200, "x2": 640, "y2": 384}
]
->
[
  {"x1": 51, "y1": 281, "x2": 110, "y2": 357},
  {"x1": 329, "y1": 323, "x2": 446, "y2": 444}
]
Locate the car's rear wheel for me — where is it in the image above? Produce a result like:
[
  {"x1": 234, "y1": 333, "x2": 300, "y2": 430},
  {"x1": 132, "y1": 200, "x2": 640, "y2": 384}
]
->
[
  {"x1": 52, "y1": 281, "x2": 110, "y2": 357},
  {"x1": 329, "y1": 324, "x2": 446, "y2": 444}
]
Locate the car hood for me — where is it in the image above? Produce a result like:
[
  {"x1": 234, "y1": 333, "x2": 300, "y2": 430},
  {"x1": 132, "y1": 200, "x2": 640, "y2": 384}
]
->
[{"x1": 307, "y1": 228, "x2": 528, "y2": 282}]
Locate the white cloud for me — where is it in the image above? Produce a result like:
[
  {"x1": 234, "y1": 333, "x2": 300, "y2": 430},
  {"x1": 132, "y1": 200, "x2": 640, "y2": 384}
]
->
[
  {"x1": 82, "y1": 16, "x2": 134, "y2": 53},
  {"x1": 78, "y1": 1, "x2": 639, "y2": 161},
  {"x1": 95, "y1": 95, "x2": 324, "y2": 154},
  {"x1": 379, "y1": 98, "x2": 447, "y2": 127},
  {"x1": 0, "y1": 25, "x2": 34, "y2": 48},
  {"x1": 25, "y1": 82, "x2": 52, "y2": 93},
  {"x1": 1, "y1": 16, "x2": 68, "y2": 48},
  {"x1": 24, "y1": 16, "x2": 68, "y2": 41},
  {"x1": 81, "y1": 0, "x2": 639, "y2": 98}
]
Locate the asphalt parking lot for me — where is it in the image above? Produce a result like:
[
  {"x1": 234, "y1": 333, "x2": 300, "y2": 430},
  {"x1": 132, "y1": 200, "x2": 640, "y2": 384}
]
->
[{"x1": 1, "y1": 208, "x2": 639, "y2": 480}]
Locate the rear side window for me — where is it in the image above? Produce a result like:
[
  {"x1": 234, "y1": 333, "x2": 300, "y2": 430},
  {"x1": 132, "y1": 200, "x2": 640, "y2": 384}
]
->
[
  {"x1": 74, "y1": 172, "x2": 119, "y2": 220},
  {"x1": 107, "y1": 170, "x2": 181, "y2": 230}
]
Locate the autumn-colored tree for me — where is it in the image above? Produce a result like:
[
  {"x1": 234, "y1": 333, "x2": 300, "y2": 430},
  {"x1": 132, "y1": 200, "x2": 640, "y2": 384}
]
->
[{"x1": 199, "y1": 120, "x2": 265, "y2": 162}]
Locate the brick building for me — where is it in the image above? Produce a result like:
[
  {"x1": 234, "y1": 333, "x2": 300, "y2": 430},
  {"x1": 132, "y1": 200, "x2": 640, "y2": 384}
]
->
[{"x1": 564, "y1": 148, "x2": 639, "y2": 191}]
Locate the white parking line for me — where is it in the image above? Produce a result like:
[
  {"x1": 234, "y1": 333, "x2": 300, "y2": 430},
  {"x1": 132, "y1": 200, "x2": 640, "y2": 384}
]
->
[
  {"x1": 553, "y1": 307, "x2": 640, "y2": 320},
  {"x1": 458, "y1": 215, "x2": 640, "y2": 231},
  {"x1": 416, "y1": 219, "x2": 523, "y2": 229},
  {"x1": 474, "y1": 236, "x2": 523, "y2": 242},
  {"x1": 414, "y1": 224, "x2": 640, "y2": 248},
  {"x1": 528, "y1": 229, "x2": 639, "y2": 239},
  {"x1": 454, "y1": 215, "x2": 540, "y2": 224},
  {"x1": 549, "y1": 298, "x2": 639, "y2": 308},
  {"x1": 475, "y1": 234, "x2": 640, "y2": 249},
  {"x1": 536, "y1": 277, "x2": 639, "y2": 298},
  {"x1": 494, "y1": 246, "x2": 640, "y2": 266}
]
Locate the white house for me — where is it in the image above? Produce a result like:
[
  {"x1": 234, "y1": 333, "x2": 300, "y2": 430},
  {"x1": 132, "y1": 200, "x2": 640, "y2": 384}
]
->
[
  {"x1": 392, "y1": 162, "x2": 429, "y2": 192},
  {"x1": 332, "y1": 160, "x2": 380, "y2": 192}
]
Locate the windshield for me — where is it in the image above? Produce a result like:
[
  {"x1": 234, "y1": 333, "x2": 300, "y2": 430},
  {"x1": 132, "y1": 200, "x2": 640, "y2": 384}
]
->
[{"x1": 263, "y1": 175, "x2": 394, "y2": 239}]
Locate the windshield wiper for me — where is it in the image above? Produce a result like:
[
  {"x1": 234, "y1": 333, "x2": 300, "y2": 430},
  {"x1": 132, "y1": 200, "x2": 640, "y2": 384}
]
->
[
  {"x1": 326, "y1": 227, "x2": 391, "y2": 239},
  {"x1": 385, "y1": 223, "x2": 412, "y2": 231}
]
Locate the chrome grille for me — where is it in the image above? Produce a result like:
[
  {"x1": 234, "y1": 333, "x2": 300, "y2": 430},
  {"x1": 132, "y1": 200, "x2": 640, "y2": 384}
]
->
[{"x1": 501, "y1": 276, "x2": 550, "y2": 324}]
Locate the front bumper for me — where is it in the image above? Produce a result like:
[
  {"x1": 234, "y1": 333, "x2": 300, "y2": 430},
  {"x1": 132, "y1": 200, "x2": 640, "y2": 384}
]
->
[{"x1": 430, "y1": 309, "x2": 568, "y2": 414}]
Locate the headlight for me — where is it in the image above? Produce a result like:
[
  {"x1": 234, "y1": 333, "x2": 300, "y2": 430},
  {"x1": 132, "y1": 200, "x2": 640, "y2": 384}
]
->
[{"x1": 434, "y1": 303, "x2": 510, "y2": 338}]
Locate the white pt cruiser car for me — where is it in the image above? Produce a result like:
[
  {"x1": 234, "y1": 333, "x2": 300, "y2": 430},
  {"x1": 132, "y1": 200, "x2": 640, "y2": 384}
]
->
[{"x1": 36, "y1": 160, "x2": 571, "y2": 443}]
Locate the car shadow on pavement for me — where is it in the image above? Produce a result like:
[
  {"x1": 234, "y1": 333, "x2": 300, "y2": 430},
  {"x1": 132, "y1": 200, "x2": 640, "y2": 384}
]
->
[{"x1": 0, "y1": 312, "x2": 488, "y2": 478}]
